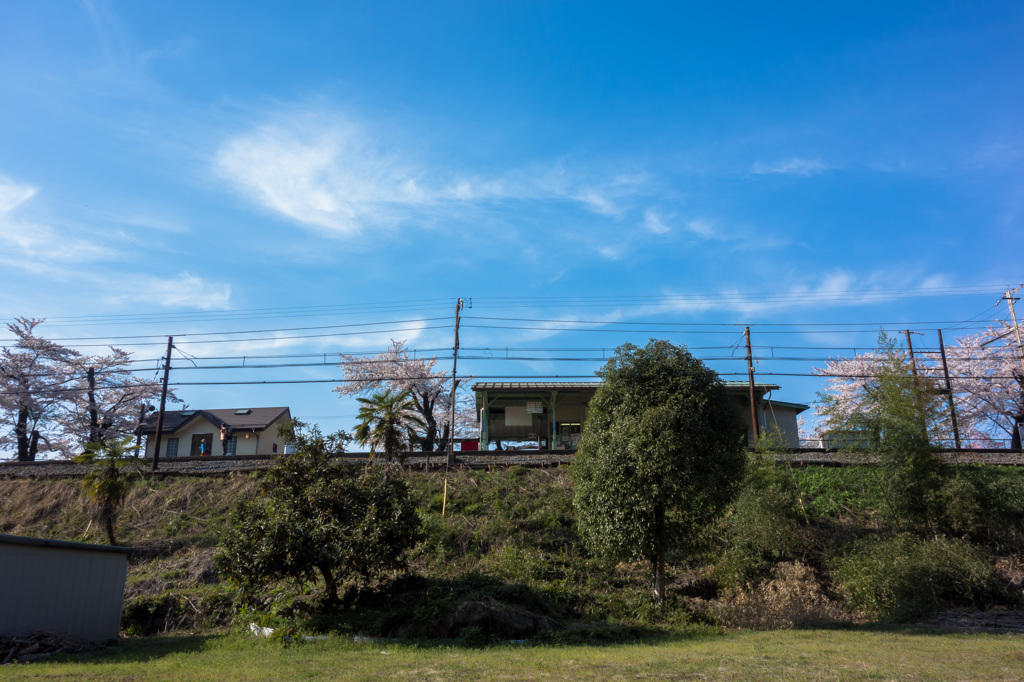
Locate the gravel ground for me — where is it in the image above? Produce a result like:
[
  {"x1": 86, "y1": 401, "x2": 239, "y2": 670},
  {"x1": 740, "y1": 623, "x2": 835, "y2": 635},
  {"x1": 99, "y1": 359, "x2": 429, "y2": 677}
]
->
[{"x1": 1, "y1": 450, "x2": 1019, "y2": 478}]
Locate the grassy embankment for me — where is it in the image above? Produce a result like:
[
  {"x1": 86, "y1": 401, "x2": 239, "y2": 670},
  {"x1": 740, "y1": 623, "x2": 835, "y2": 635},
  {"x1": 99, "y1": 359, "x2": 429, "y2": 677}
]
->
[{"x1": 1, "y1": 463, "x2": 1022, "y2": 641}]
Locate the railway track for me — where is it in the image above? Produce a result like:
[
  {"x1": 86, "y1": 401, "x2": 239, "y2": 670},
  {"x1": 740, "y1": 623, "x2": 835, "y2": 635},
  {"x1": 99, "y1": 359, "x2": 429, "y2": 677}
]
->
[{"x1": 1, "y1": 449, "x2": 1021, "y2": 479}]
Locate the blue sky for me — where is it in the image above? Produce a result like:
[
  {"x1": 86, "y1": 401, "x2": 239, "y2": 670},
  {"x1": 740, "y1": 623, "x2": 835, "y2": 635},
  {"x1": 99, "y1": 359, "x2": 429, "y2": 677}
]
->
[{"x1": 1, "y1": 1, "x2": 1022, "y2": 439}]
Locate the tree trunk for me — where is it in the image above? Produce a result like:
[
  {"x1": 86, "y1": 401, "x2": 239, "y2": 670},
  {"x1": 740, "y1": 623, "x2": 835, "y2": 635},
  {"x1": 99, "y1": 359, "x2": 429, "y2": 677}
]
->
[
  {"x1": 16, "y1": 407, "x2": 30, "y2": 461},
  {"x1": 319, "y1": 565, "x2": 339, "y2": 603},
  {"x1": 104, "y1": 514, "x2": 117, "y2": 546},
  {"x1": 651, "y1": 502, "x2": 667, "y2": 601},
  {"x1": 88, "y1": 367, "x2": 100, "y2": 444},
  {"x1": 413, "y1": 390, "x2": 437, "y2": 452},
  {"x1": 28, "y1": 430, "x2": 40, "y2": 460},
  {"x1": 651, "y1": 551, "x2": 666, "y2": 601}
]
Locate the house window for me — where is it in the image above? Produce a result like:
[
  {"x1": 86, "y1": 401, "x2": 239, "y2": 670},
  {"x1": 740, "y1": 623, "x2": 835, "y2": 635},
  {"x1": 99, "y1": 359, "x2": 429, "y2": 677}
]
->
[
  {"x1": 225, "y1": 436, "x2": 237, "y2": 456},
  {"x1": 166, "y1": 438, "x2": 179, "y2": 458},
  {"x1": 272, "y1": 443, "x2": 278, "y2": 454}
]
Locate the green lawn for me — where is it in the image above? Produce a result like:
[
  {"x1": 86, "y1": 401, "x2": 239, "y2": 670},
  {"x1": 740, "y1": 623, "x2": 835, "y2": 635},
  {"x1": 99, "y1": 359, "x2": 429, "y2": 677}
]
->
[{"x1": 7, "y1": 628, "x2": 1023, "y2": 680}]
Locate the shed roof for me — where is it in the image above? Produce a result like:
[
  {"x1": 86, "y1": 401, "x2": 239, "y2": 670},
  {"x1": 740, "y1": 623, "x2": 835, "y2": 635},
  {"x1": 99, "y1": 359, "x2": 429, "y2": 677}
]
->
[
  {"x1": 0, "y1": 534, "x2": 132, "y2": 555},
  {"x1": 140, "y1": 407, "x2": 291, "y2": 434},
  {"x1": 473, "y1": 381, "x2": 782, "y2": 392},
  {"x1": 473, "y1": 382, "x2": 602, "y2": 391}
]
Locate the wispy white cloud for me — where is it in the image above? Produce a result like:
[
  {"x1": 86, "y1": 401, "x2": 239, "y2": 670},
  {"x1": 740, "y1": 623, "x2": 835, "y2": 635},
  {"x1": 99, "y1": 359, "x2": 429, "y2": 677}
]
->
[
  {"x1": 648, "y1": 271, "x2": 954, "y2": 318},
  {"x1": 163, "y1": 319, "x2": 429, "y2": 358},
  {"x1": 215, "y1": 111, "x2": 651, "y2": 236},
  {"x1": 511, "y1": 311, "x2": 625, "y2": 343},
  {"x1": 0, "y1": 176, "x2": 116, "y2": 270},
  {"x1": 643, "y1": 209, "x2": 671, "y2": 235},
  {"x1": 104, "y1": 272, "x2": 231, "y2": 310},
  {"x1": 752, "y1": 157, "x2": 831, "y2": 176},
  {"x1": 685, "y1": 218, "x2": 719, "y2": 239},
  {"x1": 0, "y1": 176, "x2": 37, "y2": 211}
]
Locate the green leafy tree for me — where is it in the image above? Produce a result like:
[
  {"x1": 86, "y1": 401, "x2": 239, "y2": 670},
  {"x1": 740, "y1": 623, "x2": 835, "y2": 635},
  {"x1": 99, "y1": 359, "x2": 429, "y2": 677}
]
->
[
  {"x1": 819, "y1": 333, "x2": 948, "y2": 533},
  {"x1": 215, "y1": 421, "x2": 420, "y2": 603},
  {"x1": 74, "y1": 436, "x2": 143, "y2": 545},
  {"x1": 571, "y1": 340, "x2": 747, "y2": 600},
  {"x1": 354, "y1": 388, "x2": 426, "y2": 465}
]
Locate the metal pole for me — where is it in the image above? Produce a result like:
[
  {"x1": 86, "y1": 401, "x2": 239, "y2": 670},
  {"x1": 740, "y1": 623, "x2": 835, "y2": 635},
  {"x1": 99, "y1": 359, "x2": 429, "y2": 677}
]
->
[
  {"x1": 151, "y1": 336, "x2": 173, "y2": 473},
  {"x1": 904, "y1": 330, "x2": 918, "y2": 377},
  {"x1": 447, "y1": 298, "x2": 463, "y2": 467},
  {"x1": 745, "y1": 326, "x2": 759, "y2": 444},
  {"x1": 1004, "y1": 288, "x2": 1024, "y2": 451},
  {"x1": 937, "y1": 329, "x2": 961, "y2": 450},
  {"x1": 1004, "y1": 288, "x2": 1024, "y2": 375}
]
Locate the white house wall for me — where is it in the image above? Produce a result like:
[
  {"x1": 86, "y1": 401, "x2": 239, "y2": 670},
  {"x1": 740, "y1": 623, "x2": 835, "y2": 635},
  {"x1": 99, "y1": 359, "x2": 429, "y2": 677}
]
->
[{"x1": 144, "y1": 414, "x2": 291, "y2": 458}]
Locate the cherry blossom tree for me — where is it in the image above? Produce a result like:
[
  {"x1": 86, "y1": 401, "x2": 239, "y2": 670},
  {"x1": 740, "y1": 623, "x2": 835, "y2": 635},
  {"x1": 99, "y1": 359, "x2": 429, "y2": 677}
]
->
[
  {"x1": 815, "y1": 333, "x2": 948, "y2": 447},
  {"x1": 0, "y1": 318, "x2": 81, "y2": 460},
  {"x1": 940, "y1": 325, "x2": 1024, "y2": 448},
  {"x1": 52, "y1": 347, "x2": 177, "y2": 458},
  {"x1": 1, "y1": 318, "x2": 175, "y2": 460},
  {"x1": 335, "y1": 340, "x2": 475, "y2": 451},
  {"x1": 814, "y1": 325, "x2": 1024, "y2": 449}
]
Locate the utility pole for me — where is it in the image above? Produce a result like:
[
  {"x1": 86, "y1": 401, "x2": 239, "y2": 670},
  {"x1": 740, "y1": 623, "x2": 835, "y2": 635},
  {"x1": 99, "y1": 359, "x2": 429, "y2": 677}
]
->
[
  {"x1": 447, "y1": 299, "x2": 464, "y2": 467},
  {"x1": 937, "y1": 329, "x2": 961, "y2": 450},
  {"x1": 1003, "y1": 287, "x2": 1024, "y2": 451},
  {"x1": 151, "y1": 336, "x2": 173, "y2": 473},
  {"x1": 744, "y1": 327, "x2": 759, "y2": 445},
  {"x1": 1003, "y1": 287, "x2": 1024, "y2": 375}
]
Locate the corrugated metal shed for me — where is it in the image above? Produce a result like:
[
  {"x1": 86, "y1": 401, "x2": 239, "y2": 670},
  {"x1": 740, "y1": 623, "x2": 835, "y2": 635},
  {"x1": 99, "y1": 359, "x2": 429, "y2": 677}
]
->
[{"x1": 0, "y1": 535, "x2": 130, "y2": 642}]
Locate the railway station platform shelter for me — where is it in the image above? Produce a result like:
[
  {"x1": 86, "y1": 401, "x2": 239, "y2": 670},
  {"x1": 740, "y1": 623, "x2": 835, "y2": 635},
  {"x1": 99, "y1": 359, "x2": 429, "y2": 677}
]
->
[{"x1": 473, "y1": 381, "x2": 807, "y2": 451}]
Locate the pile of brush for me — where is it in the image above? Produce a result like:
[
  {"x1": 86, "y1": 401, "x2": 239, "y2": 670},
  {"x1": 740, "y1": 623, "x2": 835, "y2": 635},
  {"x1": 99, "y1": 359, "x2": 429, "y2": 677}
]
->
[{"x1": 1, "y1": 631, "x2": 102, "y2": 665}]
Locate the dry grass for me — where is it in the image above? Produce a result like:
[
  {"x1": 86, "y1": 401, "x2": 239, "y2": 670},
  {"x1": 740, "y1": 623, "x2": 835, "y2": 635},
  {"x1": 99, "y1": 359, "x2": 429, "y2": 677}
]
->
[
  {"x1": 0, "y1": 479, "x2": 92, "y2": 540},
  {"x1": 715, "y1": 561, "x2": 854, "y2": 630}
]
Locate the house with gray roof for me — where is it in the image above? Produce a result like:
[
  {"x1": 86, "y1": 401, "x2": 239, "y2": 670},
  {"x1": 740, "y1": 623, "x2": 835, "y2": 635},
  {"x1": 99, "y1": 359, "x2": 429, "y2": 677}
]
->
[{"x1": 139, "y1": 407, "x2": 292, "y2": 458}]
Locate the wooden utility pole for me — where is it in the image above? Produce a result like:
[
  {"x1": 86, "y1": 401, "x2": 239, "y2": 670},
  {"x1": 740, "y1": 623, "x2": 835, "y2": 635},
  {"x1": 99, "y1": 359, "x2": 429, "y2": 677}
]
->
[
  {"x1": 447, "y1": 299, "x2": 464, "y2": 467},
  {"x1": 150, "y1": 336, "x2": 173, "y2": 473},
  {"x1": 937, "y1": 329, "x2": 961, "y2": 450},
  {"x1": 744, "y1": 326, "x2": 759, "y2": 444}
]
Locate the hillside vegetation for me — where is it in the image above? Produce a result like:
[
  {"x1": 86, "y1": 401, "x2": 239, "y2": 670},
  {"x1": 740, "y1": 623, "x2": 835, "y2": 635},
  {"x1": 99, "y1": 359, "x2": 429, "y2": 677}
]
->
[{"x1": 1, "y1": 463, "x2": 1022, "y2": 640}]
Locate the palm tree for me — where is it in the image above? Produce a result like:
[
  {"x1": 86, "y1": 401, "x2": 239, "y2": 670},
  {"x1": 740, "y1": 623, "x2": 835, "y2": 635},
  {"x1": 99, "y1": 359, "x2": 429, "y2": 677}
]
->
[
  {"x1": 354, "y1": 388, "x2": 425, "y2": 465},
  {"x1": 74, "y1": 436, "x2": 143, "y2": 545}
]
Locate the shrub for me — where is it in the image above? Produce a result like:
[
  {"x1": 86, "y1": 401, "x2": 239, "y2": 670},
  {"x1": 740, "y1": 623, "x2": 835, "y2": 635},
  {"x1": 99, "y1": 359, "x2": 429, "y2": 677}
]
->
[
  {"x1": 829, "y1": 533, "x2": 1000, "y2": 622},
  {"x1": 713, "y1": 429, "x2": 809, "y2": 589},
  {"x1": 818, "y1": 333, "x2": 950, "y2": 534},
  {"x1": 215, "y1": 422, "x2": 421, "y2": 602}
]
